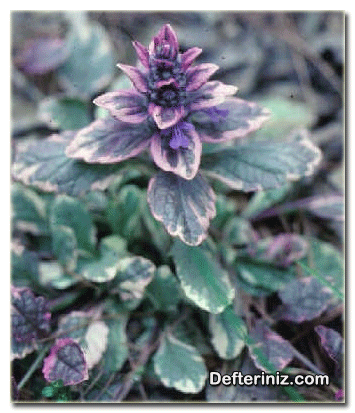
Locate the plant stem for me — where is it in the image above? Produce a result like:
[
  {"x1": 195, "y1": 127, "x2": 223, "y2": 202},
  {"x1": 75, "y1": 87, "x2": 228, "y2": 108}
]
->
[{"x1": 17, "y1": 344, "x2": 51, "y2": 390}]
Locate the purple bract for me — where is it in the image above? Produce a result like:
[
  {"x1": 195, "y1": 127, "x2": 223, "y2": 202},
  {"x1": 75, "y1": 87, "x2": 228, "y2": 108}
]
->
[{"x1": 66, "y1": 24, "x2": 270, "y2": 180}]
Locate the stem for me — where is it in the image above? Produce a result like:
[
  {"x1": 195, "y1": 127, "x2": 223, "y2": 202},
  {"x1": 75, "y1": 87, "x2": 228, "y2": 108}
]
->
[{"x1": 17, "y1": 344, "x2": 51, "y2": 390}]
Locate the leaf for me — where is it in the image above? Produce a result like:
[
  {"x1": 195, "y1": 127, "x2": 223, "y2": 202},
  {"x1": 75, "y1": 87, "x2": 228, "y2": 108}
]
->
[
  {"x1": 212, "y1": 194, "x2": 238, "y2": 231},
  {"x1": 39, "y1": 261, "x2": 78, "y2": 290},
  {"x1": 141, "y1": 201, "x2": 172, "y2": 254},
  {"x1": 102, "y1": 312, "x2": 129, "y2": 373},
  {"x1": 57, "y1": 310, "x2": 109, "y2": 369},
  {"x1": 249, "y1": 234, "x2": 309, "y2": 268},
  {"x1": 38, "y1": 96, "x2": 91, "y2": 130},
  {"x1": 153, "y1": 333, "x2": 207, "y2": 394},
  {"x1": 209, "y1": 306, "x2": 247, "y2": 359},
  {"x1": 50, "y1": 194, "x2": 96, "y2": 253},
  {"x1": 14, "y1": 37, "x2": 70, "y2": 74},
  {"x1": 278, "y1": 277, "x2": 333, "y2": 322},
  {"x1": 43, "y1": 338, "x2": 88, "y2": 385},
  {"x1": 146, "y1": 265, "x2": 182, "y2": 312},
  {"x1": 106, "y1": 184, "x2": 144, "y2": 241},
  {"x1": 249, "y1": 320, "x2": 294, "y2": 371},
  {"x1": 171, "y1": 239, "x2": 234, "y2": 314},
  {"x1": 299, "y1": 238, "x2": 344, "y2": 298},
  {"x1": 315, "y1": 325, "x2": 343, "y2": 366},
  {"x1": 11, "y1": 287, "x2": 51, "y2": 343},
  {"x1": 51, "y1": 225, "x2": 78, "y2": 272},
  {"x1": 147, "y1": 171, "x2": 216, "y2": 246},
  {"x1": 112, "y1": 257, "x2": 156, "y2": 304},
  {"x1": 11, "y1": 183, "x2": 48, "y2": 235},
  {"x1": 234, "y1": 259, "x2": 296, "y2": 295},
  {"x1": 79, "y1": 236, "x2": 128, "y2": 283},
  {"x1": 223, "y1": 217, "x2": 257, "y2": 247},
  {"x1": 57, "y1": 12, "x2": 115, "y2": 97},
  {"x1": 11, "y1": 241, "x2": 39, "y2": 288},
  {"x1": 201, "y1": 130, "x2": 322, "y2": 191},
  {"x1": 252, "y1": 97, "x2": 316, "y2": 142},
  {"x1": 12, "y1": 133, "x2": 122, "y2": 197},
  {"x1": 304, "y1": 194, "x2": 344, "y2": 221},
  {"x1": 242, "y1": 184, "x2": 291, "y2": 219}
]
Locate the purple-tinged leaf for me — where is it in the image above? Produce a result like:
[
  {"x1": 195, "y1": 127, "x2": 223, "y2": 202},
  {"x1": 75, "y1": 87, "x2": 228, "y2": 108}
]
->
[
  {"x1": 12, "y1": 133, "x2": 123, "y2": 197},
  {"x1": 11, "y1": 334, "x2": 38, "y2": 361},
  {"x1": 186, "y1": 63, "x2": 219, "y2": 92},
  {"x1": 149, "y1": 23, "x2": 179, "y2": 58},
  {"x1": 189, "y1": 81, "x2": 238, "y2": 111},
  {"x1": 43, "y1": 338, "x2": 88, "y2": 385},
  {"x1": 117, "y1": 63, "x2": 148, "y2": 93},
  {"x1": 148, "y1": 103, "x2": 185, "y2": 130},
  {"x1": 249, "y1": 320, "x2": 294, "y2": 371},
  {"x1": 14, "y1": 37, "x2": 70, "y2": 74},
  {"x1": 191, "y1": 97, "x2": 270, "y2": 142},
  {"x1": 57, "y1": 310, "x2": 109, "y2": 369},
  {"x1": 181, "y1": 47, "x2": 202, "y2": 70},
  {"x1": 11, "y1": 287, "x2": 51, "y2": 343},
  {"x1": 150, "y1": 124, "x2": 202, "y2": 180},
  {"x1": 132, "y1": 41, "x2": 150, "y2": 68},
  {"x1": 305, "y1": 194, "x2": 344, "y2": 221},
  {"x1": 66, "y1": 117, "x2": 152, "y2": 164},
  {"x1": 201, "y1": 130, "x2": 322, "y2": 191},
  {"x1": 147, "y1": 171, "x2": 216, "y2": 246},
  {"x1": 249, "y1": 234, "x2": 309, "y2": 268},
  {"x1": 315, "y1": 325, "x2": 343, "y2": 366},
  {"x1": 93, "y1": 89, "x2": 148, "y2": 124},
  {"x1": 278, "y1": 277, "x2": 333, "y2": 322}
]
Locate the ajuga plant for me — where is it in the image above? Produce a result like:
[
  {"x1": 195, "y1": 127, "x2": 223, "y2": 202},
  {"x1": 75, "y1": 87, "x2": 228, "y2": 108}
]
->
[{"x1": 11, "y1": 14, "x2": 344, "y2": 403}]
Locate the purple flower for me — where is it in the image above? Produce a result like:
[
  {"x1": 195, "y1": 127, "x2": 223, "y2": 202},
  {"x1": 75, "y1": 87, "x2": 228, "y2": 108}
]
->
[{"x1": 66, "y1": 24, "x2": 270, "y2": 180}]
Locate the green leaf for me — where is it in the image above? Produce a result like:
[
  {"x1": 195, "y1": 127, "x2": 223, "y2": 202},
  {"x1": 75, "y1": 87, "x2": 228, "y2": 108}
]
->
[
  {"x1": 252, "y1": 97, "x2": 315, "y2": 142},
  {"x1": 57, "y1": 12, "x2": 115, "y2": 98},
  {"x1": 111, "y1": 257, "x2": 156, "y2": 306},
  {"x1": 79, "y1": 236, "x2": 128, "y2": 283},
  {"x1": 51, "y1": 225, "x2": 78, "y2": 272},
  {"x1": 242, "y1": 184, "x2": 291, "y2": 219},
  {"x1": 212, "y1": 194, "x2": 238, "y2": 231},
  {"x1": 106, "y1": 185, "x2": 144, "y2": 241},
  {"x1": 146, "y1": 265, "x2": 181, "y2": 312},
  {"x1": 201, "y1": 130, "x2": 322, "y2": 191},
  {"x1": 12, "y1": 134, "x2": 122, "y2": 197},
  {"x1": 209, "y1": 306, "x2": 247, "y2": 360},
  {"x1": 50, "y1": 195, "x2": 96, "y2": 253},
  {"x1": 299, "y1": 238, "x2": 344, "y2": 298},
  {"x1": 171, "y1": 240, "x2": 235, "y2": 314},
  {"x1": 234, "y1": 259, "x2": 296, "y2": 295},
  {"x1": 11, "y1": 183, "x2": 48, "y2": 234},
  {"x1": 223, "y1": 217, "x2": 256, "y2": 246},
  {"x1": 11, "y1": 241, "x2": 39, "y2": 287},
  {"x1": 153, "y1": 333, "x2": 207, "y2": 394},
  {"x1": 38, "y1": 96, "x2": 91, "y2": 130},
  {"x1": 38, "y1": 261, "x2": 77, "y2": 290},
  {"x1": 102, "y1": 312, "x2": 129, "y2": 373}
]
